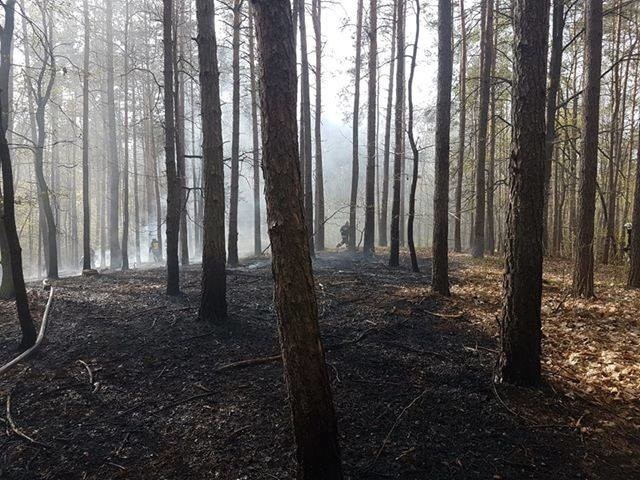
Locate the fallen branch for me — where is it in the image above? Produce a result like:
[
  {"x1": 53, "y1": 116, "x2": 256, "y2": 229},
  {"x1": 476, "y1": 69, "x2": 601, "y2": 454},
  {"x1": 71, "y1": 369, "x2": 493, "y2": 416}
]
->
[
  {"x1": 215, "y1": 354, "x2": 282, "y2": 372},
  {"x1": 371, "y1": 386, "x2": 429, "y2": 465},
  {"x1": 77, "y1": 360, "x2": 94, "y2": 385},
  {"x1": 425, "y1": 310, "x2": 464, "y2": 320},
  {"x1": 0, "y1": 286, "x2": 55, "y2": 377},
  {"x1": 5, "y1": 392, "x2": 51, "y2": 448}
]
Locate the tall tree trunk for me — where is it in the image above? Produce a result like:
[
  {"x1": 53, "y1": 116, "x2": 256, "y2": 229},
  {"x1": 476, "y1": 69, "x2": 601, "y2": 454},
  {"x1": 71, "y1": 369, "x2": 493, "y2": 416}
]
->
[
  {"x1": 363, "y1": 0, "x2": 377, "y2": 257},
  {"x1": 485, "y1": 18, "x2": 497, "y2": 256},
  {"x1": 0, "y1": 0, "x2": 35, "y2": 349},
  {"x1": 573, "y1": 0, "x2": 603, "y2": 298},
  {"x1": 389, "y1": 0, "x2": 405, "y2": 267},
  {"x1": 406, "y1": 0, "x2": 420, "y2": 272},
  {"x1": 454, "y1": 0, "x2": 467, "y2": 253},
  {"x1": 298, "y1": 0, "x2": 315, "y2": 256},
  {"x1": 174, "y1": 10, "x2": 189, "y2": 266},
  {"x1": 0, "y1": 0, "x2": 14, "y2": 297},
  {"x1": 498, "y1": 0, "x2": 549, "y2": 386},
  {"x1": 122, "y1": 10, "x2": 131, "y2": 271},
  {"x1": 228, "y1": 0, "x2": 241, "y2": 266},
  {"x1": 163, "y1": 0, "x2": 180, "y2": 295},
  {"x1": 132, "y1": 73, "x2": 141, "y2": 265},
  {"x1": 432, "y1": 0, "x2": 453, "y2": 293},
  {"x1": 379, "y1": 4, "x2": 396, "y2": 247},
  {"x1": 312, "y1": 0, "x2": 325, "y2": 251},
  {"x1": 543, "y1": 0, "x2": 565, "y2": 253},
  {"x1": 196, "y1": 0, "x2": 227, "y2": 322},
  {"x1": 82, "y1": 0, "x2": 91, "y2": 271},
  {"x1": 106, "y1": 0, "x2": 122, "y2": 269},
  {"x1": 249, "y1": 1, "x2": 343, "y2": 477},
  {"x1": 471, "y1": 0, "x2": 493, "y2": 258},
  {"x1": 248, "y1": 7, "x2": 261, "y2": 256},
  {"x1": 349, "y1": 0, "x2": 364, "y2": 251}
]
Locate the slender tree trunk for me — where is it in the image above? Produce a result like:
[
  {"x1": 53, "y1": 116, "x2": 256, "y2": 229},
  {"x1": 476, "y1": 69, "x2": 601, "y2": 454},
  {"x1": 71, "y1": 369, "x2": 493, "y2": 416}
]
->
[
  {"x1": 471, "y1": 0, "x2": 493, "y2": 258},
  {"x1": 163, "y1": 0, "x2": 180, "y2": 295},
  {"x1": 542, "y1": 0, "x2": 565, "y2": 253},
  {"x1": 349, "y1": 0, "x2": 364, "y2": 251},
  {"x1": 106, "y1": 0, "x2": 121, "y2": 269},
  {"x1": 406, "y1": 0, "x2": 420, "y2": 272},
  {"x1": 379, "y1": 4, "x2": 396, "y2": 248},
  {"x1": 498, "y1": 0, "x2": 549, "y2": 386},
  {"x1": 298, "y1": 0, "x2": 315, "y2": 256},
  {"x1": 573, "y1": 0, "x2": 603, "y2": 297},
  {"x1": 0, "y1": 0, "x2": 35, "y2": 349},
  {"x1": 432, "y1": 0, "x2": 453, "y2": 293},
  {"x1": 363, "y1": 0, "x2": 377, "y2": 257},
  {"x1": 485, "y1": 19, "x2": 497, "y2": 256},
  {"x1": 389, "y1": 0, "x2": 405, "y2": 267},
  {"x1": 228, "y1": 0, "x2": 242, "y2": 266},
  {"x1": 250, "y1": 1, "x2": 343, "y2": 477},
  {"x1": 196, "y1": 0, "x2": 227, "y2": 321},
  {"x1": 248, "y1": 8, "x2": 262, "y2": 256},
  {"x1": 312, "y1": 0, "x2": 325, "y2": 251},
  {"x1": 122, "y1": 11, "x2": 131, "y2": 271},
  {"x1": 82, "y1": 0, "x2": 91, "y2": 271},
  {"x1": 132, "y1": 73, "x2": 141, "y2": 265},
  {"x1": 174, "y1": 10, "x2": 189, "y2": 267},
  {"x1": 454, "y1": 0, "x2": 467, "y2": 253}
]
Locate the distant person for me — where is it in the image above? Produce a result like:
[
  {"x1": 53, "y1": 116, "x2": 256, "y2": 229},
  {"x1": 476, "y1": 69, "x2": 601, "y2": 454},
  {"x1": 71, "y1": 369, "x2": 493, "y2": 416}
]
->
[
  {"x1": 149, "y1": 239, "x2": 162, "y2": 263},
  {"x1": 336, "y1": 221, "x2": 350, "y2": 249},
  {"x1": 624, "y1": 223, "x2": 632, "y2": 253}
]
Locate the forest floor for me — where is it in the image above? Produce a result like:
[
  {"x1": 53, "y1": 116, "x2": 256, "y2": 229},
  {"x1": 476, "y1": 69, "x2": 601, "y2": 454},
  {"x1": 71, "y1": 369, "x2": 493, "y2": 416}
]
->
[{"x1": 0, "y1": 251, "x2": 638, "y2": 479}]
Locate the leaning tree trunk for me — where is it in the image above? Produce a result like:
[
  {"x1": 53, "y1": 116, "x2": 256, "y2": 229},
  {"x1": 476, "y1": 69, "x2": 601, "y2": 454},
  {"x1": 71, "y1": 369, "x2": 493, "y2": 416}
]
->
[
  {"x1": 471, "y1": 0, "x2": 493, "y2": 258},
  {"x1": 454, "y1": 0, "x2": 467, "y2": 253},
  {"x1": 0, "y1": 0, "x2": 35, "y2": 349},
  {"x1": 163, "y1": 0, "x2": 180, "y2": 295},
  {"x1": 573, "y1": 0, "x2": 603, "y2": 298},
  {"x1": 196, "y1": 0, "x2": 227, "y2": 322},
  {"x1": 349, "y1": 0, "x2": 364, "y2": 251},
  {"x1": 250, "y1": 1, "x2": 343, "y2": 478},
  {"x1": 389, "y1": 0, "x2": 406, "y2": 267},
  {"x1": 432, "y1": 0, "x2": 453, "y2": 294},
  {"x1": 363, "y1": 0, "x2": 377, "y2": 257},
  {"x1": 498, "y1": 0, "x2": 549, "y2": 386},
  {"x1": 228, "y1": 0, "x2": 241, "y2": 267},
  {"x1": 379, "y1": 4, "x2": 396, "y2": 248}
]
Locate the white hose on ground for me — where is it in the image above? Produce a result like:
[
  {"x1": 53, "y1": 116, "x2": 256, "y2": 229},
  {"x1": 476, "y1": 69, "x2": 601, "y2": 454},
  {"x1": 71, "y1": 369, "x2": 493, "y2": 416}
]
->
[{"x1": 0, "y1": 286, "x2": 55, "y2": 377}]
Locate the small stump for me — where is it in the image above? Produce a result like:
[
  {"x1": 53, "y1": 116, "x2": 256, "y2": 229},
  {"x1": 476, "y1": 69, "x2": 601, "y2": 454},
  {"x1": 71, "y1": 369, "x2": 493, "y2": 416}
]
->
[{"x1": 82, "y1": 269, "x2": 99, "y2": 277}]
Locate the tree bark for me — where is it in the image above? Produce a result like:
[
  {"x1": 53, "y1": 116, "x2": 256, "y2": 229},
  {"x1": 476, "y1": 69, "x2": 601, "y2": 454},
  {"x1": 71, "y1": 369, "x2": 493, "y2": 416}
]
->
[
  {"x1": 498, "y1": 0, "x2": 549, "y2": 386},
  {"x1": 249, "y1": 1, "x2": 343, "y2": 477},
  {"x1": 454, "y1": 0, "x2": 467, "y2": 253},
  {"x1": 248, "y1": 7, "x2": 262, "y2": 256},
  {"x1": 312, "y1": 0, "x2": 325, "y2": 251},
  {"x1": 389, "y1": 0, "x2": 405, "y2": 267},
  {"x1": 122, "y1": 8, "x2": 131, "y2": 271},
  {"x1": 196, "y1": 0, "x2": 227, "y2": 321},
  {"x1": 82, "y1": 0, "x2": 91, "y2": 271},
  {"x1": 363, "y1": 0, "x2": 377, "y2": 257},
  {"x1": 228, "y1": 0, "x2": 242, "y2": 267},
  {"x1": 106, "y1": 0, "x2": 122, "y2": 269},
  {"x1": 0, "y1": 0, "x2": 35, "y2": 349},
  {"x1": 379, "y1": 4, "x2": 396, "y2": 248},
  {"x1": 432, "y1": 0, "x2": 453, "y2": 294},
  {"x1": 298, "y1": 0, "x2": 315, "y2": 256},
  {"x1": 542, "y1": 0, "x2": 565, "y2": 253},
  {"x1": 573, "y1": 0, "x2": 603, "y2": 298},
  {"x1": 471, "y1": 0, "x2": 493, "y2": 258},
  {"x1": 163, "y1": 0, "x2": 180, "y2": 295},
  {"x1": 349, "y1": 0, "x2": 364, "y2": 251},
  {"x1": 406, "y1": 0, "x2": 420, "y2": 272}
]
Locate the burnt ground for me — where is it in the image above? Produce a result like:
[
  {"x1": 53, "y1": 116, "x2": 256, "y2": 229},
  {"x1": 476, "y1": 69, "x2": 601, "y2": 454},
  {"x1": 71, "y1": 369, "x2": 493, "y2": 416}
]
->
[{"x1": 0, "y1": 252, "x2": 638, "y2": 479}]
